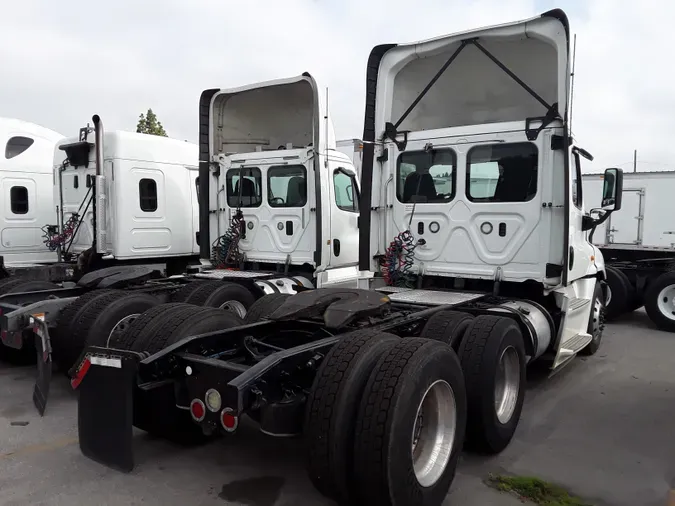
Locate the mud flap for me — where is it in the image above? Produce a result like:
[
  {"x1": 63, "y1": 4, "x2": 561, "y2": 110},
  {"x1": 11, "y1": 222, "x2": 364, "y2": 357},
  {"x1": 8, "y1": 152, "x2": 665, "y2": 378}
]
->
[
  {"x1": 77, "y1": 348, "x2": 139, "y2": 472},
  {"x1": 31, "y1": 317, "x2": 52, "y2": 416}
]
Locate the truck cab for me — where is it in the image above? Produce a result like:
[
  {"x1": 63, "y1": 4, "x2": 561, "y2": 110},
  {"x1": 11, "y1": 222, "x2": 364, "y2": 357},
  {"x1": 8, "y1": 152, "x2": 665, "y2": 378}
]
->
[
  {"x1": 199, "y1": 74, "x2": 361, "y2": 287},
  {"x1": 54, "y1": 124, "x2": 200, "y2": 270},
  {"x1": 358, "y1": 9, "x2": 623, "y2": 367},
  {"x1": 0, "y1": 118, "x2": 63, "y2": 266}
]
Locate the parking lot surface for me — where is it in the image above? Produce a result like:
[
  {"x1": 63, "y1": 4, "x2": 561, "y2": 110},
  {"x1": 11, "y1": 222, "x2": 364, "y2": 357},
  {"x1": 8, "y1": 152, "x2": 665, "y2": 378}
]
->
[{"x1": 1, "y1": 309, "x2": 673, "y2": 506}]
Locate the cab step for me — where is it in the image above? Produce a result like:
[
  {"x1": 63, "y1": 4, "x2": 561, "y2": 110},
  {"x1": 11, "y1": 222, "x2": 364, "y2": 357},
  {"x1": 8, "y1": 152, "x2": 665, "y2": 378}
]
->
[{"x1": 552, "y1": 332, "x2": 592, "y2": 369}]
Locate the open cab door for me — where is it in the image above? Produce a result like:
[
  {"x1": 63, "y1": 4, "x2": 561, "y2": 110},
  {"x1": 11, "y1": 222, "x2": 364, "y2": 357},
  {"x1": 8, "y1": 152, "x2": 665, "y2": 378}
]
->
[{"x1": 199, "y1": 75, "x2": 326, "y2": 272}]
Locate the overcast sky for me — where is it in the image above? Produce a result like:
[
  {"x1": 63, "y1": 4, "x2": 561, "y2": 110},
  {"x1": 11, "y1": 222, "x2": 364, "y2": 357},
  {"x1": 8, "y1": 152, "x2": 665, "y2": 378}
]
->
[{"x1": 1, "y1": 0, "x2": 672, "y2": 173}]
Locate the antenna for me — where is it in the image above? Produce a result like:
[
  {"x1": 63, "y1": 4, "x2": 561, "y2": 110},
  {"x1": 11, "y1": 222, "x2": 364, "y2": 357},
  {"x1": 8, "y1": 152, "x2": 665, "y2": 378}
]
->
[{"x1": 569, "y1": 33, "x2": 577, "y2": 134}]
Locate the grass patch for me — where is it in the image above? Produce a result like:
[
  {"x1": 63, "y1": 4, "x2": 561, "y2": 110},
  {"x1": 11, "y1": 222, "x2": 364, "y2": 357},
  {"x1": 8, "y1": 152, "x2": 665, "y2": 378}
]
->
[{"x1": 487, "y1": 474, "x2": 593, "y2": 506}]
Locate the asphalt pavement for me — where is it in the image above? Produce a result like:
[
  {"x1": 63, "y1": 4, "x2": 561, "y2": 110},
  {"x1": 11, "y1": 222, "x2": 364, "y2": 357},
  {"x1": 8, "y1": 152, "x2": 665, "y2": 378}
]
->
[{"x1": 1, "y1": 309, "x2": 673, "y2": 506}]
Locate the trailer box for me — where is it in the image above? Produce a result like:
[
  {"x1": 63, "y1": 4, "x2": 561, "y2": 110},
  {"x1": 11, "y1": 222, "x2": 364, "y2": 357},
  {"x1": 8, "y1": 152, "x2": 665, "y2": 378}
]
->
[
  {"x1": 582, "y1": 171, "x2": 675, "y2": 250},
  {"x1": 336, "y1": 138, "x2": 362, "y2": 177}
]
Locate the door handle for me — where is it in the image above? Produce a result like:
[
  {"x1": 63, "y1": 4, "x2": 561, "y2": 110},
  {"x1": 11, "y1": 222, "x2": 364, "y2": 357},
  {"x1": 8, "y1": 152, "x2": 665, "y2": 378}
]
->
[{"x1": 333, "y1": 239, "x2": 341, "y2": 257}]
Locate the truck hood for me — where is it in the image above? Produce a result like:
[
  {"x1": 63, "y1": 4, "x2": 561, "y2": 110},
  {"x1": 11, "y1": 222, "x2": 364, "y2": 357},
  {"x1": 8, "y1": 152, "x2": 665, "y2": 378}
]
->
[{"x1": 366, "y1": 9, "x2": 570, "y2": 137}]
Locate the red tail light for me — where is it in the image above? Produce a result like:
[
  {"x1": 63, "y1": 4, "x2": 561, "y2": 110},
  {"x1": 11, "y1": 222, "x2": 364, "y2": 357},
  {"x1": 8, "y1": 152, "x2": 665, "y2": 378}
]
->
[
  {"x1": 220, "y1": 408, "x2": 238, "y2": 432},
  {"x1": 190, "y1": 399, "x2": 206, "y2": 422},
  {"x1": 70, "y1": 358, "x2": 91, "y2": 389}
]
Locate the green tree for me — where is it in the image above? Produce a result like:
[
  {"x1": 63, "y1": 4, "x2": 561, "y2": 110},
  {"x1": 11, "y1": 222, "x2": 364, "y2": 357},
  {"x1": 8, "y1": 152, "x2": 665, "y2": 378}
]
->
[{"x1": 136, "y1": 108, "x2": 168, "y2": 137}]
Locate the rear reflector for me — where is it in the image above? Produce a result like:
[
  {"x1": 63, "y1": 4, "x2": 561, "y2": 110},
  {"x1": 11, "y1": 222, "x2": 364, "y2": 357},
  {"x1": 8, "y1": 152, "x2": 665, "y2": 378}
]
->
[
  {"x1": 190, "y1": 399, "x2": 206, "y2": 422},
  {"x1": 71, "y1": 358, "x2": 92, "y2": 389},
  {"x1": 220, "y1": 408, "x2": 238, "y2": 432}
]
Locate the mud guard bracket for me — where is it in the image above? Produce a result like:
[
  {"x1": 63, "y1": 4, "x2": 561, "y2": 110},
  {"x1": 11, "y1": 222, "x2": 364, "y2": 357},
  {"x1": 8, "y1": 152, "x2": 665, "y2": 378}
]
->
[
  {"x1": 77, "y1": 347, "x2": 140, "y2": 472},
  {"x1": 31, "y1": 317, "x2": 52, "y2": 415}
]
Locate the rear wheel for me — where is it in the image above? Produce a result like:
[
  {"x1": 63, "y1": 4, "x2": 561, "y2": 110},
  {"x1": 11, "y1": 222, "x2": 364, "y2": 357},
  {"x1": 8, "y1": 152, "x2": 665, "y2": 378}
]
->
[
  {"x1": 580, "y1": 282, "x2": 605, "y2": 356},
  {"x1": 604, "y1": 266, "x2": 631, "y2": 319},
  {"x1": 244, "y1": 293, "x2": 290, "y2": 323},
  {"x1": 305, "y1": 329, "x2": 399, "y2": 503},
  {"x1": 420, "y1": 310, "x2": 474, "y2": 349},
  {"x1": 179, "y1": 281, "x2": 255, "y2": 318},
  {"x1": 352, "y1": 339, "x2": 466, "y2": 506},
  {"x1": 457, "y1": 315, "x2": 526, "y2": 454},
  {"x1": 52, "y1": 289, "x2": 122, "y2": 371},
  {"x1": 644, "y1": 272, "x2": 675, "y2": 333}
]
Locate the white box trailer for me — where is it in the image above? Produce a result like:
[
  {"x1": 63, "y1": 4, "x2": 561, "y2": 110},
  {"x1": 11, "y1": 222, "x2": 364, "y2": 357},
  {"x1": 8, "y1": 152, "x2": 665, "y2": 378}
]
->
[
  {"x1": 582, "y1": 170, "x2": 675, "y2": 332},
  {"x1": 582, "y1": 171, "x2": 675, "y2": 249}
]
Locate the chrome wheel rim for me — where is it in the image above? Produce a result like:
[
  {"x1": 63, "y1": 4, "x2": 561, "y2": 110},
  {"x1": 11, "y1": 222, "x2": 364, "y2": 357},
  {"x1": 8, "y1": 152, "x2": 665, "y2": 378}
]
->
[
  {"x1": 219, "y1": 300, "x2": 247, "y2": 318},
  {"x1": 107, "y1": 314, "x2": 140, "y2": 346},
  {"x1": 605, "y1": 285, "x2": 613, "y2": 307},
  {"x1": 656, "y1": 284, "x2": 675, "y2": 321},
  {"x1": 411, "y1": 379, "x2": 456, "y2": 488},
  {"x1": 591, "y1": 295, "x2": 603, "y2": 340},
  {"x1": 494, "y1": 346, "x2": 520, "y2": 424}
]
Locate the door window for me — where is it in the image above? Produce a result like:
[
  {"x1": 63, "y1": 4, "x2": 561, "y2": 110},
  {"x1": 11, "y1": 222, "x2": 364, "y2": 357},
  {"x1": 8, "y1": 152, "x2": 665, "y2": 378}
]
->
[
  {"x1": 226, "y1": 168, "x2": 262, "y2": 208},
  {"x1": 572, "y1": 151, "x2": 583, "y2": 209},
  {"x1": 268, "y1": 165, "x2": 307, "y2": 208},
  {"x1": 467, "y1": 143, "x2": 538, "y2": 202},
  {"x1": 396, "y1": 149, "x2": 455, "y2": 203},
  {"x1": 333, "y1": 169, "x2": 359, "y2": 212}
]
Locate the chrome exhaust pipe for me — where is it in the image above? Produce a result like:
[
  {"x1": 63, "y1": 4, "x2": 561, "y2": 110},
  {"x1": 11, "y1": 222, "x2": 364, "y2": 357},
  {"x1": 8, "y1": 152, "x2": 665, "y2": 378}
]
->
[{"x1": 91, "y1": 115, "x2": 107, "y2": 253}]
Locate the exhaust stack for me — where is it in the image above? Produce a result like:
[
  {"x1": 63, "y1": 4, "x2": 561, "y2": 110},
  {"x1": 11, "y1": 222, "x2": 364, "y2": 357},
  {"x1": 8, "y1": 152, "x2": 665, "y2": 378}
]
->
[{"x1": 91, "y1": 115, "x2": 108, "y2": 254}]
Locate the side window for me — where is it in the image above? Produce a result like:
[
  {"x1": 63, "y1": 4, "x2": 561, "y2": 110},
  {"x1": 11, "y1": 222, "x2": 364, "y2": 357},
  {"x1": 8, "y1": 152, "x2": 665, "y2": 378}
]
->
[
  {"x1": 572, "y1": 152, "x2": 583, "y2": 209},
  {"x1": 396, "y1": 149, "x2": 455, "y2": 203},
  {"x1": 333, "y1": 169, "x2": 359, "y2": 212},
  {"x1": 5, "y1": 136, "x2": 34, "y2": 159},
  {"x1": 139, "y1": 178, "x2": 158, "y2": 212},
  {"x1": 10, "y1": 186, "x2": 29, "y2": 214},
  {"x1": 467, "y1": 143, "x2": 538, "y2": 202},
  {"x1": 195, "y1": 176, "x2": 199, "y2": 204},
  {"x1": 268, "y1": 165, "x2": 307, "y2": 208},
  {"x1": 226, "y1": 168, "x2": 262, "y2": 208}
]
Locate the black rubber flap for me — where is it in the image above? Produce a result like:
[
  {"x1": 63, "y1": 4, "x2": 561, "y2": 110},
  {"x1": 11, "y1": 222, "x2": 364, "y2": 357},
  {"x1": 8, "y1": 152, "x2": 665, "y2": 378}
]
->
[{"x1": 77, "y1": 347, "x2": 138, "y2": 472}]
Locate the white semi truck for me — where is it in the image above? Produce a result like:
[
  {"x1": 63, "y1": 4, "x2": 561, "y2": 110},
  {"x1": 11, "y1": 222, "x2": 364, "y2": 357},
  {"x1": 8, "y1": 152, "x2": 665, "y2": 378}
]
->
[
  {"x1": 0, "y1": 118, "x2": 64, "y2": 267},
  {"x1": 584, "y1": 170, "x2": 675, "y2": 331},
  {"x1": 73, "y1": 9, "x2": 623, "y2": 506}
]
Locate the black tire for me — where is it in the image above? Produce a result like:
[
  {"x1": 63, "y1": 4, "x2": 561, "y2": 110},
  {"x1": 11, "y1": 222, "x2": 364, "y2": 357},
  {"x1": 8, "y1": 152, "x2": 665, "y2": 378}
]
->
[
  {"x1": 580, "y1": 281, "x2": 605, "y2": 356},
  {"x1": 644, "y1": 271, "x2": 675, "y2": 333},
  {"x1": 83, "y1": 292, "x2": 160, "y2": 350},
  {"x1": 457, "y1": 315, "x2": 526, "y2": 454},
  {"x1": 56, "y1": 290, "x2": 159, "y2": 372},
  {"x1": 305, "y1": 329, "x2": 399, "y2": 503},
  {"x1": 182, "y1": 281, "x2": 255, "y2": 317},
  {"x1": 52, "y1": 289, "x2": 123, "y2": 371},
  {"x1": 171, "y1": 281, "x2": 207, "y2": 303},
  {"x1": 353, "y1": 338, "x2": 466, "y2": 506},
  {"x1": 244, "y1": 293, "x2": 290, "y2": 323},
  {"x1": 127, "y1": 303, "x2": 244, "y2": 354},
  {"x1": 420, "y1": 310, "x2": 474, "y2": 349},
  {"x1": 605, "y1": 266, "x2": 631, "y2": 319},
  {"x1": 128, "y1": 303, "x2": 207, "y2": 354}
]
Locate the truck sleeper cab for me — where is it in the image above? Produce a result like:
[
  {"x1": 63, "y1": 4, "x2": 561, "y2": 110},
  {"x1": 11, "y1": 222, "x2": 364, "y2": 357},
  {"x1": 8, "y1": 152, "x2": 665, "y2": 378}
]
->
[{"x1": 0, "y1": 118, "x2": 64, "y2": 266}]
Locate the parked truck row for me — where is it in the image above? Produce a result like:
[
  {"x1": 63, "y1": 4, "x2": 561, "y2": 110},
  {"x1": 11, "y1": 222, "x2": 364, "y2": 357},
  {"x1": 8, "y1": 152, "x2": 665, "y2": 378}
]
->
[{"x1": 0, "y1": 9, "x2": 632, "y2": 506}]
